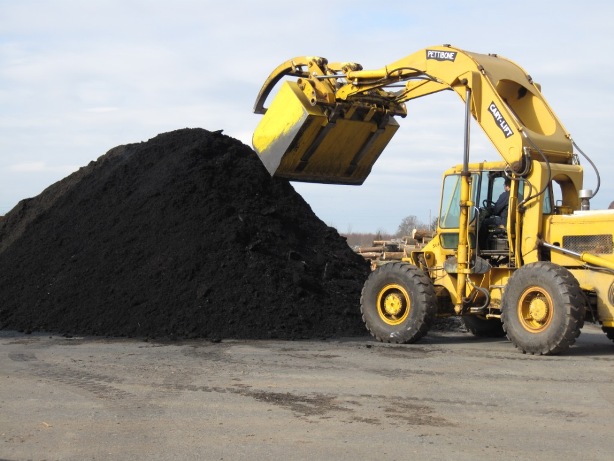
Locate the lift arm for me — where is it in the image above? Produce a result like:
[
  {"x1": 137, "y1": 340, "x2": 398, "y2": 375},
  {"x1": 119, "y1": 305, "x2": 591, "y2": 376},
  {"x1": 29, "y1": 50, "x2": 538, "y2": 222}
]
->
[{"x1": 252, "y1": 45, "x2": 574, "y2": 184}]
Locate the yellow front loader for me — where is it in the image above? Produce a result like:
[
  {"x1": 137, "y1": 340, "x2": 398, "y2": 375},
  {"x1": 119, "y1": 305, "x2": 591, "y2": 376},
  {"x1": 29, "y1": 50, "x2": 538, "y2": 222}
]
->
[{"x1": 252, "y1": 45, "x2": 614, "y2": 355}]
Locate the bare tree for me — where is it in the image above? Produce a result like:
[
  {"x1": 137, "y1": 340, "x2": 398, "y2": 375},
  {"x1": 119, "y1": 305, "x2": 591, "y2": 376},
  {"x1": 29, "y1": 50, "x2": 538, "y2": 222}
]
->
[{"x1": 396, "y1": 215, "x2": 420, "y2": 237}]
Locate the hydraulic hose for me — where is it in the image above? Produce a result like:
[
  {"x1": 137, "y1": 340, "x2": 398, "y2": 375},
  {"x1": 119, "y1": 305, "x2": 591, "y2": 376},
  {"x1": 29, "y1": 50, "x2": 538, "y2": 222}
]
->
[{"x1": 572, "y1": 139, "x2": 601, "y2": 198}]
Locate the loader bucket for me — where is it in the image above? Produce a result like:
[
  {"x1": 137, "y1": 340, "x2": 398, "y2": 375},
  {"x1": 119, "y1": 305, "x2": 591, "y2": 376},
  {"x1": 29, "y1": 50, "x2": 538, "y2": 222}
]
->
[{"x1": 252, "y1": 81, "x2": 399, "y2": 185}]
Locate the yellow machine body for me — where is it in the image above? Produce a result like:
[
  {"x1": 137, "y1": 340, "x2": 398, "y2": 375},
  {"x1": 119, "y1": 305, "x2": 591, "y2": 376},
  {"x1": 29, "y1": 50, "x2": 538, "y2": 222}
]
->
[{"x1": 252, "y1": 45, "x2": 614, "y2": 354}]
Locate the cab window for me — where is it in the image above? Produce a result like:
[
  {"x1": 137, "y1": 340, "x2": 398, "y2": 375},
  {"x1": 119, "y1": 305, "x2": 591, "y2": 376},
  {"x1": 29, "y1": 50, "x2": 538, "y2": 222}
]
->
[{"x1": 439, "y1": 174, "x2": 479, "y2": 229}]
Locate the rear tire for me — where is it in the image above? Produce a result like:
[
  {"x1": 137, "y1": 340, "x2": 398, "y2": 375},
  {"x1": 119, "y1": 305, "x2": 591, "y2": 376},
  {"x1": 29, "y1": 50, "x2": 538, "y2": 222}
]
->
[
  {"x1": 360, "y1": 262, "x2": 436, "y2": 343},
  {"x1": 501, "y1": 262, "x2": 585, "y2": 355},
  {"x1": 462, "y1": 315, "x2": 506, "y2": 337}
]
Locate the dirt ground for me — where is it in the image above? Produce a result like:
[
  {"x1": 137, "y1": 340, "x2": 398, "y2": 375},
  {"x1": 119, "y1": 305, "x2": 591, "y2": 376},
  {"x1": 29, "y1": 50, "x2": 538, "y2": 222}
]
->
[{"x1": 1, "y1": 324, "x2": 613, "y2": 461}]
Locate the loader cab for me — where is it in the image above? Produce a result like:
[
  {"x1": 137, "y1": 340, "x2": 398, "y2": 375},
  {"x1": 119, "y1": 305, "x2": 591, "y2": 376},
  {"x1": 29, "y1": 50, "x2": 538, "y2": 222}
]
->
[
  {"x1": 435, "y1": 163, "x2": 582, "y2": 267},
  {"x1": 437, "y1": 169, "x2": 520, "y2": 266},
  {"x1": 476, "y1": 172, "x2": 517, "y2": 257}
]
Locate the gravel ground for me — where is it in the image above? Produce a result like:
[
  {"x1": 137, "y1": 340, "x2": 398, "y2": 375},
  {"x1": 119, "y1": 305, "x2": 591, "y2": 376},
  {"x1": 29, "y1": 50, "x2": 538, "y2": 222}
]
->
[{"x1": 1, "y1": 323, "x2": 613, "y2": 461}]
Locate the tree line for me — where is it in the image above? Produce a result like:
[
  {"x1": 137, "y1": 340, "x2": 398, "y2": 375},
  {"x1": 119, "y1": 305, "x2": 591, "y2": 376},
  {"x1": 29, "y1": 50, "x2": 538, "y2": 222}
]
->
[{"x1": 342, "y1": 214, "x2": 437, "y2": 248}]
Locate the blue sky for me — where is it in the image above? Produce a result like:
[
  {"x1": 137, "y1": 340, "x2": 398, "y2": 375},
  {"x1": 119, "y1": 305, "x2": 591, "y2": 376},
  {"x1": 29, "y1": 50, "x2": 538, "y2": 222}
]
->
[{"x1": 2, "y1": 1, "x2": 614, "y2": 233}]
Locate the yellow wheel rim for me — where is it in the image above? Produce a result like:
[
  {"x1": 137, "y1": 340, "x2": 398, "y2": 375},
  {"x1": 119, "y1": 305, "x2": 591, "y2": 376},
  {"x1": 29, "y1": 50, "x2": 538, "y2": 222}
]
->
[
  {"x1": 376, "y1": 283, "x2": 411, "y2": 325},
  {"x1": 517, "y1": 286, "x2": 554, "y2": 333}
]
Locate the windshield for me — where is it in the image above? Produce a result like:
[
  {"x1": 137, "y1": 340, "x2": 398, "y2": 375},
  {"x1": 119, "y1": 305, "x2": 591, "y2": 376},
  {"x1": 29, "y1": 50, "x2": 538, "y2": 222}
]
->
[{"x1": 439, "y1": 174, "x2": 479, "y2": 229}]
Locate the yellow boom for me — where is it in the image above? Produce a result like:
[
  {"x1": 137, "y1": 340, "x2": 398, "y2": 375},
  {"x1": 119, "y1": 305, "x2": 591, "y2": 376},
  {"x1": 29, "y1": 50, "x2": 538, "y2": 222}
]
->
[{"x1": 253, "y1": 45, "x2": 574, "y2": 185}]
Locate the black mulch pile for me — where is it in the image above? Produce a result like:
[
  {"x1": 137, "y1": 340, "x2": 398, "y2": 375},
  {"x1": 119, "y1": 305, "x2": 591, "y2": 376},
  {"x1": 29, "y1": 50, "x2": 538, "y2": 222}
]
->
[{"x1": 0, "y1": 128, "x2": 372, "y2": 340}]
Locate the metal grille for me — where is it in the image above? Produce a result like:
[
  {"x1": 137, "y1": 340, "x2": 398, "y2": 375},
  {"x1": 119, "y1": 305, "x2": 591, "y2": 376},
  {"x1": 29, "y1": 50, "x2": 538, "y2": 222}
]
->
[{"x1": 563, "y1": 234, "x2": 613, "y2": 254}]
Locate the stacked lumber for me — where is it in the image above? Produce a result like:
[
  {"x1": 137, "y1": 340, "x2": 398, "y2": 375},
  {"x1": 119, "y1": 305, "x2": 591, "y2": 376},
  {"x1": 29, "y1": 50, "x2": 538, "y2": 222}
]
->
[{"x1": 354, "y1": 229, "x2": 435, "y2": 270}]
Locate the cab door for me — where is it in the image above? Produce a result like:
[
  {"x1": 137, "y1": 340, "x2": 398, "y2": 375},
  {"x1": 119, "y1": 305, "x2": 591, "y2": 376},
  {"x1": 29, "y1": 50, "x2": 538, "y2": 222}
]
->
[{"x1": 438, "y1": 172, "x2": 481, "y2": 251}]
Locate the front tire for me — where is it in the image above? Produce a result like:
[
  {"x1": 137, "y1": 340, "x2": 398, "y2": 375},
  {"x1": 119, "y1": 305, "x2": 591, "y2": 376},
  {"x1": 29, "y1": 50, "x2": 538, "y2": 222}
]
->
[
  {"x1": 501, "y1": 262, "x2": 586, "y2": 355},
  {"x1": 360, "y1": 262, "x2": 436, "y2": 343}
]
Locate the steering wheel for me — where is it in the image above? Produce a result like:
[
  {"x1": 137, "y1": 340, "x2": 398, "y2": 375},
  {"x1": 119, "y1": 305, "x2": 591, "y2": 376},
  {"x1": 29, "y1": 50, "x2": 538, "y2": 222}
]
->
[{"x1": 482, "y1": 199, "x2": 495, "y2": 208}]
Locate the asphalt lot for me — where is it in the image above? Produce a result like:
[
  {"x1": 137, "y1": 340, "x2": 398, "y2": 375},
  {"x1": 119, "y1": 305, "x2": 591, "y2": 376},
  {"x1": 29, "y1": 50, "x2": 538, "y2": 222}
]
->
[{"x1": 1, "y1": 324, "x2": 613, "y2": 461}]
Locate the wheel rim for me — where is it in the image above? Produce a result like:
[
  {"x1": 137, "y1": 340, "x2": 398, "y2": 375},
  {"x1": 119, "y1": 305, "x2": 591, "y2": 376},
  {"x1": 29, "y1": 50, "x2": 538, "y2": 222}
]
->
[
  {"x1": 376, "y1": 283, "x2": 410, "y2": 325},
  {"x1": 517, "y1": 286, "x2": 554, "y2": 332}
]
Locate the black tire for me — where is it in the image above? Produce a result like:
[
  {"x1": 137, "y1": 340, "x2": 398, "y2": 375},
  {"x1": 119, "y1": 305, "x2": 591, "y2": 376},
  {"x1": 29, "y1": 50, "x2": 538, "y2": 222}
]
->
[
  {"x1": 360, "y1": 262, "x2": 436, "y2": 343},
  {"x1": 462, "y1": 315, "x2": 506, "y2": 337},
  {"x1": 602, "y1": 326, "x2": 614, "y2": 343},
  {"x1": 501, "y1": 262, "x2": 586, "y2": 355}
]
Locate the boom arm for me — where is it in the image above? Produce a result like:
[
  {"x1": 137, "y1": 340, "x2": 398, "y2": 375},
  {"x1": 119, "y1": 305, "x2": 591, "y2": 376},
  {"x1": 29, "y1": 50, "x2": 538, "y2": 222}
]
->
[{"x1": 252, "y1": 45, "x2": 574, "y2": 184}]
